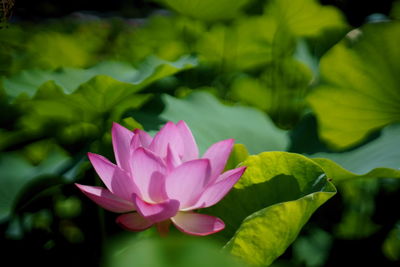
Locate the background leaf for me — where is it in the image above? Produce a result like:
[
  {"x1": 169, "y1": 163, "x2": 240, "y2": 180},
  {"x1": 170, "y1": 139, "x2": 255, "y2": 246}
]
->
[
  {"x1": 307, "y1": 22, "x2": 400, "y2": 149},
  {"x1": 159, "y1": 91, "x2": 289, "y2": 154},
  {"x1": 310, "y1": 124, "x2": 400, "y2": 182},
  {"x1": 0, "y1": 149, "x2": 69, "y2": 222},
  {"x1": 264, "y1": 0, "x2": 348, "y2": 38},
  {"x1": 158, "y1": 0, "x2": 252, "y2": 21},
  {"x1": 4, "y1": 55, "x2": 197, "y2": 99}
]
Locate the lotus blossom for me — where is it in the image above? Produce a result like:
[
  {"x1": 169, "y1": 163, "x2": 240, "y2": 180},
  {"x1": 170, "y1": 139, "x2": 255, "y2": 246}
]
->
[{"x1": 76, "y1": 121, "x2": 246, "y2": 236}]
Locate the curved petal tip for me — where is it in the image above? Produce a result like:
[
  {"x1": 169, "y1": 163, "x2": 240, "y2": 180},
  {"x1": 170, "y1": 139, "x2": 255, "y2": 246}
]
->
[
  {"x1": 116, "y1": 213, "x2": 153, "y2": 232},
  {"x1": 171, "y1": 212, "x2": 225, "y2": 236}
]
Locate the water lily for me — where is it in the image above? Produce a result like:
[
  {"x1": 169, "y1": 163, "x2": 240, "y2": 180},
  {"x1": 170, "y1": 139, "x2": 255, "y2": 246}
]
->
[{"x1": 76, "y1": 121, "x2": 246, "y2": 236}]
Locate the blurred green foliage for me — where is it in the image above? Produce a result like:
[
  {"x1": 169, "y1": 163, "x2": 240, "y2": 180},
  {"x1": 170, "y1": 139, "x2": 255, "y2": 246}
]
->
[
  {"x1": 383, "y1": 222, "x2": 400, "y2": 261},
  {"x1": 106, "y1": 233, "x2": 248, "y2": 267}
]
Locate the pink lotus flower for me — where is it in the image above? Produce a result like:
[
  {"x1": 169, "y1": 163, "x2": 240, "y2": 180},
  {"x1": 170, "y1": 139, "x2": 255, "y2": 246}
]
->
[{"x1": 76, "y1": 121, "x2": 246, "y2": 236}]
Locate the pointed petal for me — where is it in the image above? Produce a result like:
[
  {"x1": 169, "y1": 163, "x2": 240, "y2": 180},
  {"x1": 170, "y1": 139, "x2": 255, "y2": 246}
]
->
[
  {"x1": 87, "y1": 152, "x2": 116, "y2": 191},
  {"x1": 131, "y1": 147, "x2": 167, "y2": 202},
  {"x1": 171, "y1": 212, "x2": 225, "y2": 236},
  {"x1": 75, "y1": 184, "x2": 135, "y2": 213},
  {"x1": 184, "y1": 167, "x2": 246, "y2": 210},
  {"x1": 165, "y1": 159, "x2": 210, "y2": 208},
  {"x1": 150, "y1": 122, "x2": 183, "y2": 159},
  {"x1": 134, "y1": 196, "x2": 179, "y2": 223},
  {"x1": 133, "y1": 129, "x2": 153, "y2": 148},
  {"x1": 202, "y1": 139, "x2": 234, "y2": 182},
  {"x1": 116, "y1": 213, "x2": 153, "y2": 231},
  {"x1": 109, "y1": 167, "x2": 139, "y2": 201},
  {"x1": 112, "y1": 123, "x2": 134, "y2": 171},
  {"x1": 177, "y1": 121, "x2": 199, "y2": 161},
  {"x1": 165, "y1": 144, "x2": 182, "y2": 172},
  {"x1": 130, "y1": 133, "x2": 141, "y2": 151}
]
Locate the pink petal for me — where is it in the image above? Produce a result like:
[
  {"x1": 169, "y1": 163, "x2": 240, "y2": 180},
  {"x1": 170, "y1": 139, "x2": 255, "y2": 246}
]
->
[
  {"x1": 87, "y1": 152, "x2": 116, "y2": 191},
  {"x1": 150, "y1": 122, "x2": 184, "y2": 159},
  {"x1": 109, "y1": 166, "x2": 139, "y2": 201},
  {"x1": 130, "y1": 147, "x2": 167, "y2": 203},
  {"x1": 202, "y1": 139, "x2": 234, "y2": 183},
  {"x1": 116, "y1": 213, "x2": 153, "y2": 231},
  {"x1": 184, "y1": 167, "x2": 246, "y2": 210},
  {"x1": 165, "y1": 159, "x2": 211, "y2": 209},
  {"x1": 177, "y1": 121, "x2": 199, "y2": 161},
  {"x1": 165, "y1": 144, "x2": 182, "y2": 172},
  {"x1": 134, "y1": 196, "x2": 179, "y2": 223},
  {"x1": 133, "y1": 129, "x2": 153, "y2": 148},
  {"x1": 112, "y1": 122, "x2": 134, "y2": 171},
  {"x1": 75, "y1": 184, "x2": 135, "y2": 213},
  {"x1": 130, "y1": 133, "x2": 141, "y2": 151},
  {"x1": 171, "y1": 212, "x2": 225, "y2": 236}
]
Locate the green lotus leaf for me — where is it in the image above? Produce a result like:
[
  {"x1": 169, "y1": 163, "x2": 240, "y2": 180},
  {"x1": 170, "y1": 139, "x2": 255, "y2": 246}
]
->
[
  {"x1": 307, "y1": 22, "x2": 400, "y2": 149},
  {"x1": 159, "y1": 91, "x2": 289, "y2": 154},
  {"x1": 4, "y1": 55, "x2": 197, "y2": 99},
  {"x1": 311, "y1": 124, "x2": 400, "y2": 182},
  {"x1": 205, "y1": 152, "x2": 336, "y2": 266}
]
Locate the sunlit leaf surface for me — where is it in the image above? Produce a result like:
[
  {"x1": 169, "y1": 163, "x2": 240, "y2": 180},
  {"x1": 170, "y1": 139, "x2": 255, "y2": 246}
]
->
[
  {"x1": 205, "y1": 152, "x2": 336, "y2": 266},
  {"x1": 308, "y1": 22, "x2": 400, "y2": 149}
]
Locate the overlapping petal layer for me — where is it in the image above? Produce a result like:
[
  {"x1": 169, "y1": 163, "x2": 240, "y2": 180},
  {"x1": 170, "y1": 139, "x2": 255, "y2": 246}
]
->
[
  {"x1": 171, "y1": 212, "x2": 225, "y2": 236},
  {"x1": 76, "y1": 121, "x2": 246, "y2": 236}
]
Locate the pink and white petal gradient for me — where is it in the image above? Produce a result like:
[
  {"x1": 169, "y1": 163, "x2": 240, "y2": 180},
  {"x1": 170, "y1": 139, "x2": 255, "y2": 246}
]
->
[
  {"x1": 171, "y1": 212, "x2": 225, "y2": 236},
  {"x1": 116, "y1": 213, "x2": 153, "y2": 231},
  {"x1": 76, "y1": 120, "x2": 246, "y2": 236},
  {"x1": 76, "y1": 184, "x2": 135, "y2": 213},
  {"x1": 176, "y1": 121, "x2": 199, "y2": 161},
  {"x1": 130, "y1": 147, "x2": 167, "y2": 203},
  {"x1": 112, "y1": 123, "x2": 134, "y2": 172},
  {"x1": 165, "y1": 159, "x2": 210, "y2": 209},
  {"x1": 202, "y1": 139, "x2": 234, "y2": 183}
]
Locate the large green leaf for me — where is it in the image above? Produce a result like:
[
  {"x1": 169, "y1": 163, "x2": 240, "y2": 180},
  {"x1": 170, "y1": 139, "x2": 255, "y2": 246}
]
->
[
  {"x1": 204, "y1": 152, "x2": 336, "y2": 266},
  {"x1": 14, "y1": 76, "x2": 150, "y2": 146},
  {"x1": 157, "y1": 0, "x2": 252, "y2": 21},
  {"x1": 112, "y1": 15, "x2": 204, "y2": 63},
  {"x1": 0, "y1": 21, "x2": 112, "y2": 74},
  {"x1": 25, "y1": 32, "x2": 93, "y2": 70},
  {"x1": 308, "y1": 124, "x2": 400, "y2": 239},
  {"x1": 1, "y1": 56, "x2": 196, "y2": 150},
  {"x1": 196, "y1": 16, "x2": 292, "y2": 71},
  {"x1": 307, "y1": 22, "x2": 400, "y2": 149},
  {"x1": 4, "y1": 55, "x2": 197, "y2": 99},
  {"x1": 264, "y1": 0, "x2": 348, "y2": 37},
  {"x1": 231, "y1": 58, "x2": 313, "y2": 128},
  {"x1": 196, "y1": 0, "x2": 346, "y2": 71},
  {"x1": 0, "y1": 149, "x2": 69, "y2": 222},
  {"x1": 159, "y1": 91, "x2": 289, "y2": 154},
  {"x1": 4, "y1": 61, "x2": 138, "y2": 98},
  {"x1": 310, "y1": 124, "x2": 400, "y2": 182}
]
